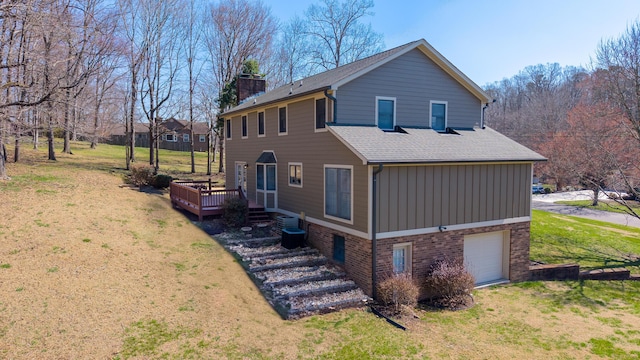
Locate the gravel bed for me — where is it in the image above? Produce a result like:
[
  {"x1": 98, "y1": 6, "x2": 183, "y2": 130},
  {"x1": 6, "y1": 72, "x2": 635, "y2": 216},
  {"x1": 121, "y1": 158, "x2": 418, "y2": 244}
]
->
[
  {"x1": 273, "y1": 279, "x2": 357, "y2": 298},
  {"x1": 229, "y1": 244, "x2": 318, "y2": 261},
  {"x1": 255, "y1": 265, "x2": 343, "y2": 286},
  {"x1": 224, "y1": 236, "x2": 281, "y2": 247},
  {"x1": 249, "y1": 254, "x2": 327, "y2": 272},
  {"x1": 287, "y1": 289, "x2": 369, "y2": 314}
]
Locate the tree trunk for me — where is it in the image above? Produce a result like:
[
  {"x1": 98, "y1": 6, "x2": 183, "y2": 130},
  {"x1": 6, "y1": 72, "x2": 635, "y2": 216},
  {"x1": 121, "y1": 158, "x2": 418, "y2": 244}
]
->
[
  {"x1": 14, "y1": 136, "x2": 20, "y2": 163},
  {"x1": 47, "y1": 113, "x2": 56, "y2": 161},
  {"x1": 592, "y1": 188, "x2": 599, "y2": 206},
  {"x1": 63, "y1": 88, "x2": 72, "y2": 154}
]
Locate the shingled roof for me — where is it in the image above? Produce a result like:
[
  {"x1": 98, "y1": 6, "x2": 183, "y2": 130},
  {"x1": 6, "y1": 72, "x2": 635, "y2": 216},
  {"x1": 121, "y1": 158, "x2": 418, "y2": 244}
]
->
[
  {"x1": 222, "y1": 39, "x2": 490, "y2": 116},
  {"x1": 328, "y1": 125, "x2": 547, "y2": 165}
]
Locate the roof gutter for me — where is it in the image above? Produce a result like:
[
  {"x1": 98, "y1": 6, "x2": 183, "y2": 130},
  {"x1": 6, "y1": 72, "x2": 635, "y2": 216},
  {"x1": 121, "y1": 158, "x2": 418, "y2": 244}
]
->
[
  {"x1": 324, "y1": 89, "x2": 337, "y2": 123},
  {"x1": 371, "y1": 163, "x2": 384, "y2": 299}
]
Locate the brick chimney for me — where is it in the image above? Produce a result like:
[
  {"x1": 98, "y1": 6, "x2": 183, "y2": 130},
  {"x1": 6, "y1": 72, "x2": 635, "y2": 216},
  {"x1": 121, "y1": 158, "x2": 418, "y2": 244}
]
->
[{"x1": 236, "y1": 74, "x2": 266, "y2": 104}]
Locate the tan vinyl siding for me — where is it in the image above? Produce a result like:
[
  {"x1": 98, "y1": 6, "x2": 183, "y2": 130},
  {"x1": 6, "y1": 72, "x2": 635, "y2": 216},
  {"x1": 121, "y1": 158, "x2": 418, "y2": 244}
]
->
[
  {"x1": 376, "y1": 163, "x2": 532, "y2": 233},
  {"x1": 337, "y1": 48, "x2": 482, "y2": 128},
  {"x1": 225, "y1": 95, "x2": 368, "y2": 233}
]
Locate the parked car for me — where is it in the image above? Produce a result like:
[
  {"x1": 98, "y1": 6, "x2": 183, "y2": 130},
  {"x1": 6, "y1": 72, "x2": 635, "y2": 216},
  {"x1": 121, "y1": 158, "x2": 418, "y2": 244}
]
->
[{"x1": 532, "y1": 185, "x2": 545, "y2": 194}]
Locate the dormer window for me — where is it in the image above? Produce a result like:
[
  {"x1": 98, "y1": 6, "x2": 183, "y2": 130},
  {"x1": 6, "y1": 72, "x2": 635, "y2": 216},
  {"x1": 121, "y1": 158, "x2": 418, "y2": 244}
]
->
[
  {"x1": 376, "y1": 97, "x2": 395, "y2": 130},
  {"x1": 430, "y1": 101, "x2": 447, "y2": 132}
]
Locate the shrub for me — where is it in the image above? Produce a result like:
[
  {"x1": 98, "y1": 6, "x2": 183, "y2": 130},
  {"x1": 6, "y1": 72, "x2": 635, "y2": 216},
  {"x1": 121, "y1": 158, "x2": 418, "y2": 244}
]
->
[
  {"x1": 151, "y1": 174, "x2": 173, "y2": 189},
  {"x1": 222, "y1": 197, "x2": 248, "y2": 227},
  {"x1": 377, "y1": 272, "x2": 419, "y2": 314},
  {"x1": 130, "y1": 164, "x2": 155, "y2": 186},
  {"x1": 424, "y1": 257, "x2": 475, "y2": 310},
  {"x1": 544, "y1": 187, "x2": 552, "y2": 194}
]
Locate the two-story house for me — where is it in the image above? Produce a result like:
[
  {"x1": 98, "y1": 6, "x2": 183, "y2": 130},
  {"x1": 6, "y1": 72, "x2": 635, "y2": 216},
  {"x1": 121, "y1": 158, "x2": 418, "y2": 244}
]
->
[{"x1": 221, "y1": 39, "x2": 545, "y2": 298}]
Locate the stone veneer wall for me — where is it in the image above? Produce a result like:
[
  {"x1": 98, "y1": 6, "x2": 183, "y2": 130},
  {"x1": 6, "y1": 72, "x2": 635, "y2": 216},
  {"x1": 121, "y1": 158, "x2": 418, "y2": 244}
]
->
[{"x1": 306, "y1": 221, "x2": 531, "y2": 299}]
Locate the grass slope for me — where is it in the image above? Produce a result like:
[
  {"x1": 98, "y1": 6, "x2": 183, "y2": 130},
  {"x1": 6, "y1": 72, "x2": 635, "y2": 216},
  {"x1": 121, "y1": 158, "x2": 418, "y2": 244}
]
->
[
  {"x1": 1, "y1": 141, "x2": 639, "y2": 359},
  {"x1": 531, "y1": 210, "x2": 640, "y2": 273}
]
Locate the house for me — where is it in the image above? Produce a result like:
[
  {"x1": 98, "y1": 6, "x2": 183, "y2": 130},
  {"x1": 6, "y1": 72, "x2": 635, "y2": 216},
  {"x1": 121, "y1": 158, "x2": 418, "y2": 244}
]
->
[
  {"x1": 158, "y1": 118, "x2": 210, "y2": 152},
  {"x1": 221, "y1": 39, "x2": 545, "y2": 298},
  {"x1": 107, "y1": 118, "x2": 210, "y2": 152}
]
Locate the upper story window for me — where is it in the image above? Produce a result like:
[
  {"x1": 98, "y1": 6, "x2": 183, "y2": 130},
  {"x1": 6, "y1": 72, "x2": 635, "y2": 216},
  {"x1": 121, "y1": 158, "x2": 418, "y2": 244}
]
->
[
  {"x1": 278, "y1": 107, "x2": 287, "y2": 135},
  {"x1": 241, "y1": 115, "x2": 248, "y2": 138},
  {"x1": 315, "y1": 98, "x2": 326, "y2": 130},
  {"x1": 376, "y1": 96, "x2": 395, "y2": 131},
  {"x1": 225, "y1": 119, "x2": 231, "y2": 139},
  {"x1": 183, "y1": 133, "x2": 189, "y2": 142},
  {"x1": 430, "y1": 101, "x2": 447, "y2": 132},
  {"x1": 258, "y1": 111, "x2": 265, "y2": 137}
]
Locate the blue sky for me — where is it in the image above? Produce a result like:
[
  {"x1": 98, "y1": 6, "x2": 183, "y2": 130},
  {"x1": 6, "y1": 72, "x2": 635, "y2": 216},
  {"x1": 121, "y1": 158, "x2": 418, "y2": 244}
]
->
[{"x1": 269, "y1": 0, "x2": 640, "y2": 86}]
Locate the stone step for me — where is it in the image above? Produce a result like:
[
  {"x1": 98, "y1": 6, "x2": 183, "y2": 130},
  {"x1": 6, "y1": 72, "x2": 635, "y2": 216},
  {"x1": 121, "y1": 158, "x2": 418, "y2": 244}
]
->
[
  {"x1": 272, "y1": 278, "x2": 358, "y2": 299},
  {"x1": 224, "y1": 236, "x2": 280, "y2": 248},
  {"x1": 286, "y1": 288, "x2": 370, "y2": 319},
  {"x1": 249, "y1": 254, "x2": 327, "y2": 272},
  {"x1": 255, "y1": 265, "x2": 346, "y2": 287},
  {"x1": 248, "y1": 247, "x2": 320, "y2": 262}
]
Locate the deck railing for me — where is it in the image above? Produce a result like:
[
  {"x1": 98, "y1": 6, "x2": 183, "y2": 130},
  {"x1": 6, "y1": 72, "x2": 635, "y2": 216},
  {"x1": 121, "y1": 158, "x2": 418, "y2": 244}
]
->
[{"x1": 170, "y1": 180, "x2": 244, "y2": 221}]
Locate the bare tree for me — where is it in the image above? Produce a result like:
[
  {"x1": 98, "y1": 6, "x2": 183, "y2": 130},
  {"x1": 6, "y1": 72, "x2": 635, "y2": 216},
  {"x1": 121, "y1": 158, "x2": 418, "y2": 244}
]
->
[
  {"x1": 203, "y1": 0, "x2": 277, "y2": 173},
  {"x1": 304, "y1": 0, "x2": 383, "y2": 71}
]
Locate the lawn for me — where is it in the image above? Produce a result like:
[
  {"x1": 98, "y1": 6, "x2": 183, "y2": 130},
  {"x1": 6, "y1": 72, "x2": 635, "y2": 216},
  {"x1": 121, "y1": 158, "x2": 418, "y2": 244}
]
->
[{"x1": 1, "y1": 141, "x2": 640, "y2": 359}]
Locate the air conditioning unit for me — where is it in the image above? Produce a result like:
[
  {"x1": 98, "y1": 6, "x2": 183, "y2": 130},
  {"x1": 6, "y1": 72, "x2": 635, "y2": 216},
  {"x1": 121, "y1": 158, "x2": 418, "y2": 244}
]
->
[{"x1": 276, "y1": 216, "x2": 298, "y2": 235}]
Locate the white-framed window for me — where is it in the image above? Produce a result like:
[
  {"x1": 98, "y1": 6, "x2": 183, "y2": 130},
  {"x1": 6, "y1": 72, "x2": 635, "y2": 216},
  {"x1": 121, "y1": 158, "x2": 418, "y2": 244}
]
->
[
  {"x1": 376, "y1": 96, "x2": 396, "y2": 131},
  {"x1": 315, "y1": 98, "x2": 327, "y2": 131},
  {"x1": 258, "y1": 111, "x2": 265, "y2": 137},
  {"x1": 225, "y1": 119, "x2": 231, "y2": 140},
  {"x1": 278, "y1": 107, "x2": 287, "y2": 135},
  {"x1": 430, "y1": 100, "x2": 448, "y2": 132},
  {"x1": 163, "y1": 133, "x2": 177, "y2": 142},
  {"x1": 199, "y1": 134, "x2": 206, "y2": 142},
  {"x1": 288, "y1": 162, "x2": 302, "y2": 187},
  {"x1": 241, "y1": 115, "x2": 248, "y2": 138},
  {"x1": 324, "y1": 165, "x2": 353, "y2": 223},
  {"x1": 183, "y1": 133, "x2": 189, "y2": 142},
  {"x1": 393, "y1": 242, "x2": 412, "y2": 274}
]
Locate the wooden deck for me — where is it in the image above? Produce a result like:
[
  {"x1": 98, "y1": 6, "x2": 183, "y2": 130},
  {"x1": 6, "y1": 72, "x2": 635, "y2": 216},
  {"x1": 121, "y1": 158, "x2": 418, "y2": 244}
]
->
[{"x1": 170, "y1": 180, "x2": 248, "y2": 221}]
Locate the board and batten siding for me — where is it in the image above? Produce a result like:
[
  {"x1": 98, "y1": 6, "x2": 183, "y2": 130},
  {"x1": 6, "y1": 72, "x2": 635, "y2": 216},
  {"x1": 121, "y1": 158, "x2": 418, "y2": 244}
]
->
[
  {"x1": 376, "y1": 163, "x2": 532, "y2": 233},
  {"x1": 337, "y1": 48, "x2": 482, "y2": 129},
  {"x1": 224, "y1": 96, "x2": 369, "y2": 233}
]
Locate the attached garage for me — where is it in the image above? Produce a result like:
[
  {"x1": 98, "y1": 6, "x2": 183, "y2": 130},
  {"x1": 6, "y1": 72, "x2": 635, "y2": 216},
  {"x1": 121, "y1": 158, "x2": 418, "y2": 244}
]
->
[{"x1": 464, "y1": 231, "x2": 510, "y2": 285}]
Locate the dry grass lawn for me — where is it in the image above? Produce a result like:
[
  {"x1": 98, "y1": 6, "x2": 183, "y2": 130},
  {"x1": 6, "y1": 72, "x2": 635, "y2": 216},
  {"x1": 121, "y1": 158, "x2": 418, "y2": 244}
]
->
[{"x1": 1, "y1": 142, "x2": 640, "y2": 359}]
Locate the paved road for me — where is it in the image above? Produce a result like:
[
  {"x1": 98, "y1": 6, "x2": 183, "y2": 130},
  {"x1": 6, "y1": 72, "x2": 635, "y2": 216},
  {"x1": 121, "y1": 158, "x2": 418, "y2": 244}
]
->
[{"x1": 532, "y1": 201, "x2": 640, "y2": 228}]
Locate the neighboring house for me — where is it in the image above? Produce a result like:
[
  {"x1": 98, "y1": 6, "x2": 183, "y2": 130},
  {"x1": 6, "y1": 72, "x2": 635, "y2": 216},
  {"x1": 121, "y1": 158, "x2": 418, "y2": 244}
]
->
[
  {"x1": 107, "y1": 118, "x2": 210, "y2": 152},
  {"x1": 221, "y1": 39, "x2": 545, "y2": 298}
]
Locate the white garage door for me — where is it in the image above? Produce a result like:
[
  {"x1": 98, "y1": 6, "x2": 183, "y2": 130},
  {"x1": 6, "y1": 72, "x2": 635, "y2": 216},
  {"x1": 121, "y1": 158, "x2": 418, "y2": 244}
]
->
[{"x1": 464, "y1": 231, "x2": 508, "y2": 285}]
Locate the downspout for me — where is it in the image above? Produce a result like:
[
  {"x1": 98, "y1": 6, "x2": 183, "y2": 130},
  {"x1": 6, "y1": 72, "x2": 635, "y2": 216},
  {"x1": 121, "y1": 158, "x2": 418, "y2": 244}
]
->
[
  {"x1": 324, "y1": 89, "x2": 337, "y2": 123},
  {"x1": 371, "y1": 163, "x2": 384, "y2": 299},
  {"x1": 481, "y1": 99, "x2": 496, "y2": 129}
]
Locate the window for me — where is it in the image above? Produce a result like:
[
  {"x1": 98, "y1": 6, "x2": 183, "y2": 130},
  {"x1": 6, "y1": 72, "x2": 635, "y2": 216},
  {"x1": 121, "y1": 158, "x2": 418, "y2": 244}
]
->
[
  {"x1": 241, "y1": 115, "x2": 248, "y2": 138},
  {"x1": 199, "y1": 134, "x2": 206, "y2": 142},
  {"x1": 278, "y1": 107, "x2": 287, "y2": 135},
  {"x1": 258, "y1": 111, "x2": 265, "y2": 137},
  {"x1": 288, "y1": 163, "x2": 302, "y2": 187},
  {"x1": 256, "y1": 164, "x2": 276, "y2": 191},
  {"x1": 315, "y1": 98, "x2": 326, "y2": 130},
  {"x1": 430, "y1": 101, "x2": 447, "y2": 131},
  {"x1": 164, "y1": 133, "x2": 176, "y2": 142},
  {"x1": 225, "y1": 119, "x2": 231, "y2": 139},
  {"x1": 376, "y1": 97, "x2": 395, "y2": 130},
  {"x1": 324, "y1": 166, "x2": 352, "y2": 222},
  {"x1": 183, "y1": 133, "x2": 189, "y2": 142},
  {"x1": 393, "y1": 243, "x2": 412, "y2": 274},
  {"x1": 333, "y1": 235, "x2": 345, "y2": 264}
]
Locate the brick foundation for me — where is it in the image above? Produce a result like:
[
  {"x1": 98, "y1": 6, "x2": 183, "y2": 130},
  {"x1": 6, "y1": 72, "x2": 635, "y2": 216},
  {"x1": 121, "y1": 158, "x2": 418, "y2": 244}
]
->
[{"x1": 307, "y1": 221, "x2": 531, "y2": 299}]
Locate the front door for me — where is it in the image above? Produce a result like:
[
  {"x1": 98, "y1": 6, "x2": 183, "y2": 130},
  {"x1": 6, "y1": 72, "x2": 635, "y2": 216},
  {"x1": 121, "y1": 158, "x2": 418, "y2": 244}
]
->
[{"x1": 235, "y1": 162, "x2": 247, "y2": 197}]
